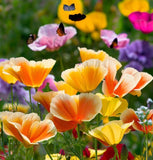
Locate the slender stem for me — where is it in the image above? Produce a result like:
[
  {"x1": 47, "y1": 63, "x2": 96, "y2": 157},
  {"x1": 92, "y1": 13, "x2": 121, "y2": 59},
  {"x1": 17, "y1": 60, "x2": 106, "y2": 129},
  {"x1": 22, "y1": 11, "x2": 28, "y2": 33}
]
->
[
  {"x1": 145, "y1": 133, "x2": 148, "y2": 160},
  {"x1": 10, "y1": 84, "x2": 14, "y2": 111},
  {"x1": 28, "y1": 87, "x2": 33, "y2": 112},
  {"x1": 62, "y1": 132, "x2": 80, "y2": 157},
  {"x1": 41, "y1": 143, "x2": 53, "y2": 160},
  {"x1": 94, "y1": 138, "x2": 98, "y2": 160},
  {"x1": 77, "y1": 124, "x2": 83, "y2": 160},
  {"x1": 113, "y1": 145, "x2": 119, "y2": 160}
]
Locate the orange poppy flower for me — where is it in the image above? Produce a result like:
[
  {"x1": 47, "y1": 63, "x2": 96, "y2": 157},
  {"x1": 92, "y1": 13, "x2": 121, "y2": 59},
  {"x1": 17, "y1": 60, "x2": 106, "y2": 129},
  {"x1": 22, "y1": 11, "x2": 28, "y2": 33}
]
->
[
  {"x1": 102, "y1": 58, "x2": 153, "y2": 97},
  {"x1": 0, "y1": 112, "x2": 57, "y2": 147},
  {"x1": 78, "y1": 47, "x2": 109, "y2": 62},
  {"x1": 33, "y1": 91, "x2": 63, "y2": 112},
  {"x1": 4, "y1": 57, "x2": 56, "y2": 87},
  {"x1": 0, "y1": 60, "x2": 17, "y2": 84},
  {"x1": 120, "y1": 108, "x2": 153, "y2": 134},
  {"x1": 54, "y1": 81, "x2": 77, "y2": 95},
  {"x1": 46, "y1": 92, "x2": 102, "y2": 132},
  {"x1": 61, "y1": 59, "x2": 108, "y2": 92}
]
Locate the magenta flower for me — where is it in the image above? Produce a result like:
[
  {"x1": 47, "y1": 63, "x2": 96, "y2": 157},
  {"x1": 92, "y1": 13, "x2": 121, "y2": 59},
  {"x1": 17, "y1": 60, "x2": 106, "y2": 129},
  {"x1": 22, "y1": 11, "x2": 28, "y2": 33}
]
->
[
  {"x1": 38, "y1": 75, "x2": 58, "y2": 92},
  {"x1": 28, "y1": 24, "x2": 77, "y2": 51},
  {"x1": 128, "y1": 12, "x2": 153, "y2": 34},
  {"x1": 100, "y1": 29, "x2": 130, "y2": 50}
]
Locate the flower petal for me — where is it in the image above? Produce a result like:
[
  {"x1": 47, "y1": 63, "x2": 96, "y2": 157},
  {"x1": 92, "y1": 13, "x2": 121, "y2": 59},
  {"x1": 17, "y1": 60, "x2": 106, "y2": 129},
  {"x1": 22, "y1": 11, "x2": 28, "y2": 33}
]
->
[{"x1": 62, "y1": 59, "x2": 108, "y2": 92}]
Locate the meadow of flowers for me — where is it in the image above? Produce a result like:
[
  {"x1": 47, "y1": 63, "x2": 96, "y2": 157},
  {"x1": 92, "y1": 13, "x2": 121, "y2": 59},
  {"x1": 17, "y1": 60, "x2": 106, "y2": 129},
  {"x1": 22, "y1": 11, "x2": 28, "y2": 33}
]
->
[{"x1": 0, "y1": 0, "x2": 153, "y2": 159}]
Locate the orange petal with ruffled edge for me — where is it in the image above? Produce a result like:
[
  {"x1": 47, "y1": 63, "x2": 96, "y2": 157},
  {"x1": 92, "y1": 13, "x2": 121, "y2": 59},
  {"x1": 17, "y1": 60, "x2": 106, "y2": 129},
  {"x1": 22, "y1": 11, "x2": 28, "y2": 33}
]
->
[
  {"x1": 51, "y1": 93, "x2": 102, "y2": 123},
  {"x1": 45, "y1": 113, "x2": 78, "y2": 132},
  {"x1": 62, "y1": 59, "x2": 107, "y2": 92},
  {"x1": 130, "y1": 72, "x2": 153, "y2": 96},
  {"x1": 33, "y1": 91, "x2": 63, "y2": 112},
  {"x1": 0, "y1": 112, "x2": 57, "y2": 147},
  {"x1": 74, "y1": 93, "x2": 102, "y2": 122},
  {"x1": 120, "y1": 109, "x2": 141, "y2": 131},
  {"x1": 102, "y1": 57, "x2": 121, "y2": 96},
  {"x1": 89, "y1": 120, "x2": 133, "y2": 146},
  {"x1": 54, "y1": 81, "x2": 77, "y2": 95},
  {"x1": 114, "y1": 68, "x2": 141, "y2": 97},
  {"x1": 78, "y1": 47, "x2": 108, "y2": 62},
  {"x1": 4, "y1": 57, "x2": 56, "y2": 87}
]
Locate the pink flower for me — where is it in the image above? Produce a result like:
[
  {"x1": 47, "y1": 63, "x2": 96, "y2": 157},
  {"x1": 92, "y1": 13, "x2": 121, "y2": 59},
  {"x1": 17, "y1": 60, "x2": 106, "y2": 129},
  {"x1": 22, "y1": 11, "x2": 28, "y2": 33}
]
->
[
  {"x1": 28, "y1": 24, "x2": 77, "y2": 51},
  {"x1": 128, "y1": 11, "x2": 153, "y2": 34},
  {"x1": 38, "y1": 75, "x2": 58, "y2": 92},
  {"x1": 100, "y1": 29, "x2": 130, "y2": 49}
]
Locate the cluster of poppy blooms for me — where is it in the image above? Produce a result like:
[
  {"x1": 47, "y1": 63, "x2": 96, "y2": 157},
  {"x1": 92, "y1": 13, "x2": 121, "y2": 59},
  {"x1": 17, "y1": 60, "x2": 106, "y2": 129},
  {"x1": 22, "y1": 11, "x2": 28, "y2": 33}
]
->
[{"x1": 0, "y1": 0, "x2": 153, "y2": 159}]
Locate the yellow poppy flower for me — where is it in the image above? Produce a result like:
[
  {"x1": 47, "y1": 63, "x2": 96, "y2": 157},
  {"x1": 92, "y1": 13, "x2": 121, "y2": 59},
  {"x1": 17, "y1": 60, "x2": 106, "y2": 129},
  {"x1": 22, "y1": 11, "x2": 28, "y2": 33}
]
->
[
  {"x1": 89, "y1": 120, "x2": 133, "y2": 146},
  {"x1": 78, "y1": 47, "x2": 109, "y2": 62},
  {"x1": 4, "y1": 57, "x2": 56, "y2": 88},
  {"x1": 0, "y1": 60, "x2": 17, "y2": 84},
  {"x1": 57, "y1": 0, "x2": 83, "y2": 24},
  {"x1": 3, "y1": 103, "x2": 30, "y2": 113},
  {"x1": 96, "y1": 93, "x2": 128, "y2": 117},
  {"x1": 75, "y1": 11, "x2": 107, "y2": 33},
  {"x1": 45, "y1": 154, "x2": 66, "y2": 160},
  {"x1": 61, "y1": 59, "x2": 108, "y2": 92},
  {"x1": 118, "y1": 0, "x2": 149, "y2": 16},
  {"x1": 54, "y1": 81, "x2": 78, "y2": 95},
  {"x1": 0, "y1": 112, "x2": 57, "y2": 148}
]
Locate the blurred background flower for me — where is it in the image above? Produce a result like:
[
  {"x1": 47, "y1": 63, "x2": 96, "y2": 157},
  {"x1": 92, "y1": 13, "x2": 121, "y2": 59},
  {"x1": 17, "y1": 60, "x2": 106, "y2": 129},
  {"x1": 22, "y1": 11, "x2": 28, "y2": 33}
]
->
[
  {"x1": 118, "y1": 0, "x2": 149, "y2": 17},
  {"x1": 119, "y1": 40, "x2": 153, "y2": 71}
]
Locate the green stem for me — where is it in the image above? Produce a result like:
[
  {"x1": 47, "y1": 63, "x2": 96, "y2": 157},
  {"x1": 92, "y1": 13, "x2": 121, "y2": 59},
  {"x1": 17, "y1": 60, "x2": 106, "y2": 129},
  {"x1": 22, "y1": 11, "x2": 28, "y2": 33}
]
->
[
  {"x1": 145, "y1": 134, "x2": 148, "y2": 160},
  {"x1": 41, "y1": 143, "x2": 53, "y2": 160},
  {"x1": 113, "y1": 145, "x2": 119, "y2": 160},
  {"x1": 10, "y1": 84, "x2": 14, "y2": 111},
  {"x1": 28, "y1": 87, "x2": 33, "y2": 112},
  {"x1": 62, "y1": 132, "x2": 80, "y2": 157},
  {"x1": 77, "y1": 124, "x2": 83, "y2": 160},
  {"x1": 94, "y1": 138, "x2": 98, "y2": 160}
]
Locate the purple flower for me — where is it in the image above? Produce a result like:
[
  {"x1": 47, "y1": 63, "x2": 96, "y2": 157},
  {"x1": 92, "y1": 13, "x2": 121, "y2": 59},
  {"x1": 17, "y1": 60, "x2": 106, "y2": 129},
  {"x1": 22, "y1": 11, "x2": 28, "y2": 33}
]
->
[
  {"x1": 128, "y1": 12, "x2": 153, "y2": 34},
  {"x1": 0, "y1": 78, "x2": 35, "y2": 105},
  {"x1": 100, "y1": 29, "x2": 130, "y2": 49},
  {"x1": 119, "y1": 40, "x2": 153, "y2": 71},
  {"x1": 28, "y1": 23, "x2": 77, "y2": 51}
]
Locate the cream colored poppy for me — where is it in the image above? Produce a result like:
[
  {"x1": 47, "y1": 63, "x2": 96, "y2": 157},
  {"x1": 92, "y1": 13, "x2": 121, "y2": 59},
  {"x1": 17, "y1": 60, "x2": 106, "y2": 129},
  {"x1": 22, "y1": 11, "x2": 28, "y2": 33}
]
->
[{"x1": 62, "y1": 59, "x2": 108, "y2": 92}]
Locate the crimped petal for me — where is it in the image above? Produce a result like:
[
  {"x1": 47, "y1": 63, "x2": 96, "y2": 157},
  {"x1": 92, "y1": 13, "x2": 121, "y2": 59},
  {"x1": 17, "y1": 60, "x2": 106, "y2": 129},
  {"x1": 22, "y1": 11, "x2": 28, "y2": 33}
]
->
[
  {"x1": 46, "y1": 113, "x2": 77, "y2": 132},
  {"x1": 28, "y1": 119, "x2": 56, "y2": 143},
  {"x1": 102, "y1": 57, "x2": 121, "y2": 96},
  {"x1": 133, "y1": 72, "x2": 153, "y2": 90},
  {"x1": 0, "y1": 60, "x2": 17, "y2": 84},
  {"x1": 54, "y1": 81, "x2": 77, "y2": 95},
  {"x1": 89, "y1": 120, "x2": 133, "y2": 146},
  {"x1": 78, "y1": 47, "x2": 108, "y2": 62},
  {"x1": 74, "y1": 93, "x2": 102, "y2": 121},
  {"x1": 114, "y1": 68, "x2": 141, "y2": 97},
  {"x1": 97, "y1": 94, "x2": 128, "y2": 117},
  {"x1": 33, "y1": 91, "x2": 62, "y2": 112},
  {"x1": 2, "y1": 119, "x2": 24, "y2": 143},
  {"x1": 20, "y1": 113, "x2": 40, "y2": 137},
  {"x1": 4, "y1": 57, "x2": 56, "y2": 87},
  {"x1": 62, "y1": 59, "x2": 108, "y2": 92},
  {"x1": 50, "y1": 93, "x2": 78, "y2": 121}
]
